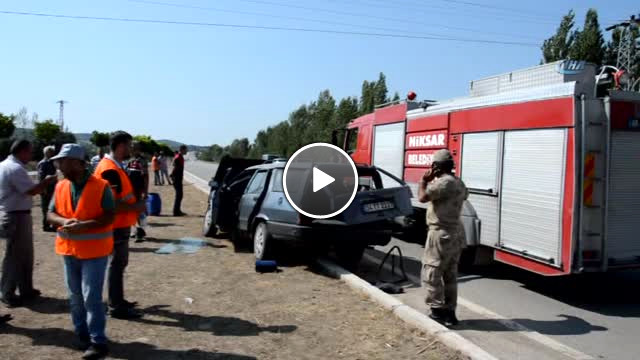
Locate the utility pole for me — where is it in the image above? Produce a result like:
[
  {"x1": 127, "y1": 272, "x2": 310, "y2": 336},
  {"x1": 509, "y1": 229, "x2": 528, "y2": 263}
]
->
[
  {"x1": 606, "y1": 15, "x2": 640, "y2": 91},
  {"x1": 56, "y1": 100, "x2": 68, "y2": 130}
]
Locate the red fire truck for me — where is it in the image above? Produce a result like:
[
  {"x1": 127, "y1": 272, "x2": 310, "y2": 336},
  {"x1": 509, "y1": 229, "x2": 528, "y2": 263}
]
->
[{"x1": 335, "y1": 60, "x2": 640, "y2": 276}]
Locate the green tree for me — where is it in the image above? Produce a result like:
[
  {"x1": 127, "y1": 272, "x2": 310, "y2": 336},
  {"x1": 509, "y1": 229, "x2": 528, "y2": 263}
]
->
[
  {"x1": 227, "y1": 138, "x2": 250, "y2": 158},
  {"x1": 0, "y1": 113, "x2": 17, "y2": 160},
  {"x1": 0, "y1": 113, "x2": 16, "y2": 138},
  {"x1": 541, "y1": 10, "x2": 576, "y2": 63},
  {"x1": 90, "y1": 131, "x2": 111, "y2": 148},
  {"x1": 391, "y1": 92, "x2": 401, "y2": 102},
  {"x1": 373, "y1": 72, "x2": 389, "y2": 106},
  {"x1": 570, "y1": 9, "x2": 605, "y2": 66},
  {"x1": 54, "y1": 132, "x2": 77, "y2": 149},
  {"x1": 33, "y1": 120, "x2": 61, "y2": 144},
  {"x1": 359, "y1": 80, "x2": 376, "y2": 114}
]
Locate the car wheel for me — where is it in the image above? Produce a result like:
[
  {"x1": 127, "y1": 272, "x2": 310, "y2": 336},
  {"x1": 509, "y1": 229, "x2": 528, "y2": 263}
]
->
[
  {"x1": 335, "y1": 243, "x2": 366, "y2": 271},
  {"x1": 253, "y1": 222, "x2": 274, "y2": 260},
  {"x1": 202, "y1": 192, "x2": 217, "y2": 237}
]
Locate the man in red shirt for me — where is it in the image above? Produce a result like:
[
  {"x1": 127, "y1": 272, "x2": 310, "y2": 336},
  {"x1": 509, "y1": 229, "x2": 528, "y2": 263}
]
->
[{"x1": 170, "y1": 145, "x2": 187, "y2": 216}]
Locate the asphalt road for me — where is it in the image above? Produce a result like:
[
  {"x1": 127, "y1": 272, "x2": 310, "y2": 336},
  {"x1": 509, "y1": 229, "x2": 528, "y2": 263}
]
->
[{"x1": 186, "y1": 158, "x2": 640, "y2": 360}]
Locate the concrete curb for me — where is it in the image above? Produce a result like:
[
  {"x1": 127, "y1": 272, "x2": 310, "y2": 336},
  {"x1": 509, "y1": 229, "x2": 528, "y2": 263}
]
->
[{"x1": 316, "y1": 258, "x2": 499, "y2": 360}]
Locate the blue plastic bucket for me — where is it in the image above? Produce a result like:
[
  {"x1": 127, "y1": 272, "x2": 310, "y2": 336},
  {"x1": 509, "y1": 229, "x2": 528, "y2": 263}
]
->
[
  {"x1": 255, "y1": 260, "x2": 278, "y2": 273},
  {"x1": 146, "y1": 193, "x2": 162, "y2": 216}
]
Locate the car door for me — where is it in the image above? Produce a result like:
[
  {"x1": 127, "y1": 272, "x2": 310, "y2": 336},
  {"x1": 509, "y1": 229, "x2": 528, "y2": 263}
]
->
[
  {"x1": 216, "y1": 169, "x2": 256, "y2": 232},
  {"x1": 260, "y1": 169, "x2": 297, "y2": 224},
  {"x1": 237, "y1": 170, "x2": 269, "y2": 231}
]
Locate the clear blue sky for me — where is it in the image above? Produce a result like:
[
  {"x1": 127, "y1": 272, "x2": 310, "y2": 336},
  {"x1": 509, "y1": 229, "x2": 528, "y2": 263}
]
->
[{"x1": 0, "y1": 0, "x2": 636, "y2": 146}]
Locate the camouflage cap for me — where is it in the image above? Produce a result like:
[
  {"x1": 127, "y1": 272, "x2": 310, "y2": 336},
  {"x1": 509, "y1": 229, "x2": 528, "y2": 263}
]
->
[{"x1": 432, "y1": 149, "x2": 453, "y2": 163}]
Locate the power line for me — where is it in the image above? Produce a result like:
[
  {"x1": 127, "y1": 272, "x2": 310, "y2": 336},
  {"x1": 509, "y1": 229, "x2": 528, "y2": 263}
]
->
[
  {"x1": 227, "y1": 0, "x2": 543, "y2": 40},
  {"x1": 366, "y1": 0, "x2": 621, "y2": 26},
  {"x1": 127, "y1": 0, "x2": 448, "y2": 39},
  {"x1": 0, "y1": 9, "x2": 539, "y2": 46},
  {"x1": 338, "y1": 0, "x2": 557, "y2": 25}
]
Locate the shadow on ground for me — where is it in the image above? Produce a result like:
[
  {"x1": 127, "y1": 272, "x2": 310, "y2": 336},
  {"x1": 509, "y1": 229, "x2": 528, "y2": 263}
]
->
[
  {"x1": 140, "y1": 237, "x2": 228, "y2": 249},
  {"x1": 134, "y1": 305, "x2": 297, "y2": 336},
  {"x1": 22, "y1": 296, "x2": 68, "y2": 315},
  {"x1": 147, "y1": 222, "x2": 181, "y2": 228},
  {"x1": 365, "y1": 247, "x2": 640, "y2": 318},
  {"x1": 0, "y1": 324, "x2": 256, "y2": 359},
  {"x1": 456, "y1": 314, "x2": 608, "y2": 336}
]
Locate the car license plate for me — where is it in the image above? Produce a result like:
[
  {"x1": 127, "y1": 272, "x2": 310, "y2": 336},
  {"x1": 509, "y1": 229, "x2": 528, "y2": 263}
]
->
[{"x1": 363, "y1": 201, "x2": 395, "y2": 213}]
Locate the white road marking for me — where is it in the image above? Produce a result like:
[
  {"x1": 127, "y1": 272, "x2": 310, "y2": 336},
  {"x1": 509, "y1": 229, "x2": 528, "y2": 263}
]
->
[{"x1": 363, "y1": 253, "x2": 595, "y2": 360}]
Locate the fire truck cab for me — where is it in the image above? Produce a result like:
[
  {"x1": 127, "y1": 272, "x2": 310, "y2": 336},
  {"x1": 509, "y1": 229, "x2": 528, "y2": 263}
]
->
[{"x1": 337, "y1": 60, "x2": 640, "y2": 276}]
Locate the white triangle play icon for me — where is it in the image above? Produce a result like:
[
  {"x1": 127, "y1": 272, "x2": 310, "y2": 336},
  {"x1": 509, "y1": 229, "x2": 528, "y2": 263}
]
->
[{"x1": 313, "y1": 167, "x2": 335, "y2": 193}]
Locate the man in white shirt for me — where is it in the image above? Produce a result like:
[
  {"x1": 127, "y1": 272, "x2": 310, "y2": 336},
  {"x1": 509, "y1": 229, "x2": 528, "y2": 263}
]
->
[
  {"x1": 0, "y1": 140, "x2": 57, "y2": 307},
  {"x1": 90, "y1": 147, "x2": 104, "y2": 171}
]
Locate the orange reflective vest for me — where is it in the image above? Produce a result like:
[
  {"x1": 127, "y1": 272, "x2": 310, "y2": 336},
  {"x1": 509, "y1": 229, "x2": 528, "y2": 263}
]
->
[
  {"x1": 94, "y1": 156, "x2": 139, "y2": 228},
  {"x1": 151, "y1": 156, "x2": 159, "y2": 171},
  {"x1": 55, "y1": 175, "x2": 114, "y2": 259}
]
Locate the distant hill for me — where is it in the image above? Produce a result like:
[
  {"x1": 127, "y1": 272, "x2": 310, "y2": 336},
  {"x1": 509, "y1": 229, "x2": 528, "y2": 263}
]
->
[
  {"x1": 157, "y1": 139, "x2": 206, "y2": 152},
  {"x1": 15, "y1": 129, "x2": 204, "y2": 151}
]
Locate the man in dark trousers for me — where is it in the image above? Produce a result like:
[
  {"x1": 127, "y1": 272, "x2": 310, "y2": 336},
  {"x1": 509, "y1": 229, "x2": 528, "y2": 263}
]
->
[
  {"x1": 94, "y1": 132, "x2": 145, "y2": 319},
  {"x1": 171, "y1": 145, "x2": 187, "y2": 216},
  {"x1": 0, "y1": 140, "x2": 57, "y2": 307},
  {"x1": 37, "y1": 145, "x2": 58, "y2": 232}
]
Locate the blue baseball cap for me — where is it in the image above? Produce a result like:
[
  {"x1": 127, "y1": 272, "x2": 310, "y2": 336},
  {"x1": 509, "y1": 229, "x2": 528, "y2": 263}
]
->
[{"x1": 51, "y1": 143, "x2": 85, "y2": 161}]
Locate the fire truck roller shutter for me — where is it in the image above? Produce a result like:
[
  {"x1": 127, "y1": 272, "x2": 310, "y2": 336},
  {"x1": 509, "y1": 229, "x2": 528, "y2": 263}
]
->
[
  {"x1": 373, "y1": 122, "x2": 405, "y2": 188},
  {"x1": 606, "y1": 131, "x2": 640, "y2": 265},
  {"x1": 500, "y1": 129, "x2": 567, "y2": 265},
  {"x1": 460, "y1": 132, "x2": 501, "y2": 248}
]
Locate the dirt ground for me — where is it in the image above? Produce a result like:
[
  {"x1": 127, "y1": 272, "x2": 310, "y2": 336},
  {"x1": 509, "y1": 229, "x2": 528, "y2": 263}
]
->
[{"x1": 0, "y1": 180, "x2": 465, "y2": 360}]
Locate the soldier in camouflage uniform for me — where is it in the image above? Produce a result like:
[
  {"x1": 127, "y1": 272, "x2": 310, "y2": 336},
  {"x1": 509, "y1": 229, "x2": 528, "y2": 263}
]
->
[{"x1": 418, "y1": 149, "x2": 468, "y2": 326}]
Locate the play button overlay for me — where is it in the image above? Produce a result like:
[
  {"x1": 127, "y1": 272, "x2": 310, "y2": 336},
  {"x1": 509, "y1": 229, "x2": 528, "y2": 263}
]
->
[
  {"x1": 283, "y1": 143, "x2": 358, "y2": 219},
  {"x1": 312, "y1": 167, "x2": 335, "y2": 192}
]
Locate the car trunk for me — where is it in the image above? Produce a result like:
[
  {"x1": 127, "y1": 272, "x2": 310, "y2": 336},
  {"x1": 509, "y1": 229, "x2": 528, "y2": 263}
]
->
[{"x1": 310, "y1": 165, "x2": 413, "y2": 226}]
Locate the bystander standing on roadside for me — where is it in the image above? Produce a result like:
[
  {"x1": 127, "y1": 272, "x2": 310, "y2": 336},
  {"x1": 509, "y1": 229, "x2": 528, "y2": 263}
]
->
[
  {"x1": 126, "y1": 142, "x2": 149, "y2": 242},
  {"x1": 158, "y1": 151, "x2": 171, "y2": 186},
  {"x1": 170, "y1": 145, "x2": 187, "y2": 217},
  {"x1": 94, "y1": 132, "x2": 145, "y2": 319},
  {"x1": 0, "y1": 140, "x2": 57, "y2": 308},
  {"x1": 47, "y1": 144, "x2": 115, "y2": 360},
  {"x1": 151, "y1": 152, "x2": 160, "y2": 186},
  {"x1": 90, "y1": 148, "x2": 104, "y2": 171},
  {"x1": 37, "y1": 145, "x2": 58, "y2": 232}
]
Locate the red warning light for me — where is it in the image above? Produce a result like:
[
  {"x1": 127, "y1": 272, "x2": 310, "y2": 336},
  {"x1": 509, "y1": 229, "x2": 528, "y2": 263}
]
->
[{"x1": 407, "y1": 91, "x2": 417, "y2": 101}]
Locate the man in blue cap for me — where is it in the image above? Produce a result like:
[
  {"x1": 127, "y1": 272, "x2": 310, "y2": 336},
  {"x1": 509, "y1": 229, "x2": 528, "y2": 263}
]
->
[{"x1": 48, "y1": 143, "x2": 115, "y2": 360}]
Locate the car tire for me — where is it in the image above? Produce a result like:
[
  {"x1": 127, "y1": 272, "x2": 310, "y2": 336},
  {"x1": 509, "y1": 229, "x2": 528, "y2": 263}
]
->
[
  {"x1": 335, "y1": 243, "x2": 366, "y2": 271},
  {"x1": 253, "y1": 222, "x2": 274, "y2": 260},
  {"x1": 202, "y1": 192, "x2": 218, "y2": 237}
]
